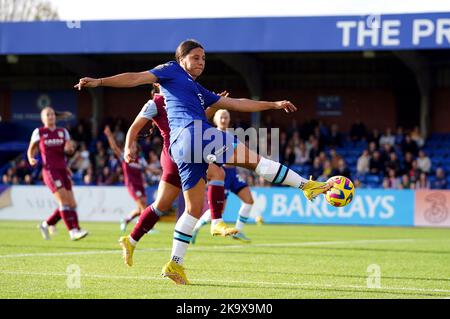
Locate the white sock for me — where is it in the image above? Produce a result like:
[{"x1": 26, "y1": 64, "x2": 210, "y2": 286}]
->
[
  {"x1": 255, "y1": 157, "x2": 308, "y2": 188},
  {"x1": 171, "y1": 212, "x2": 198, "y2": 265},
  {"x1": 236, "y1": 203, "x2": 253, "y2": 231},
  {"x1": 42, "y1": 221, "x2": 48, "y2": 228},
  {"x1": 194, "y1": 210, "x2": 212, "y2": 231},
  {"x1": 128, "y1": 236, "x2": 137, "y2": 246}
]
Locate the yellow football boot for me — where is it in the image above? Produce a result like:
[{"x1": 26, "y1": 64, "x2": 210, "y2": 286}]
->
[
  {"x1": 302, "y1": 176, "x2": 333, "y2": 201},
  {"x1": 118, "y1": 236, "x2": 135, "y2": 267},
  {"x1": 210, "y1": 221, "x2": 238, "y2": 236},
  {"x1": 161, "y1": 260, "x2": 190, "y2": 285}
]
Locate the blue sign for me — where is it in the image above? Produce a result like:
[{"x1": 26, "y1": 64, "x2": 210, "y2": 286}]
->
[
  {"x1": 0, "y1": 12, "x2": 449, "y2": 54},
  {"x1": 317, "y1": 95, "x2": 342, "y2": 116},
  {"x1": 10, "y1": 90, "x2": 77, "y2": 129},
  {"x1": 223, "y1": 187, "x2": 414, "y2": 226}
]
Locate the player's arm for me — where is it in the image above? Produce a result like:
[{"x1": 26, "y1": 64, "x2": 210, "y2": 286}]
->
[
  {"x1": 104, "y1": 126, "x2": 123, "y2": 159},
  {"x1": 205, "y1": 90, "x2": 229, "y2": 120},
  {"x1": 55, "y1": 111, "x2": 73, "y2": 121},
  {"x1": 124, "y1": 116, "x2": 149, "y2": 163},
  {"x1": 63, "y1": 129, "x2": 75, "y2": 156},
  {"x1": 74, "y1": 71, "x2": 157, "y2": 90},
  {"x1": 27, "y1": 129, "x2": 40, "y2": 166},
  {"x1": 27, "y1": 142, "x2": 39, "y2": 167},
  {"x1": 211, "y1": 97, "x2": 297, "y2": 113}
]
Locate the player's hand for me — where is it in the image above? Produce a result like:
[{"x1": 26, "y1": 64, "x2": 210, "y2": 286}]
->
[
  {"x1": 28, "y1": 158, "x2": 38, "y2": 166},
  {"x1": 104, "y1": 125, "x2": 112, "y2": 136},
  {"x1": 218, "y1": 90, "x2": 229, "y2": 98},
  {"x1": 273, "y1": 100, "x2": 297, "y2": 113},
  {"x1": 124, "y1": 148, "x2": 135, "y2": 163},
  {"x1": 74, "y1": 77, "x2": 101, "y2": 90}
]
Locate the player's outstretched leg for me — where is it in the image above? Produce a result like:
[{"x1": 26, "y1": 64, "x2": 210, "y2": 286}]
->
[
  {"x1": 119, "y1": 204, "x2": 164, "y2": 267},
  {"x1": 255, "y1": 157, "x2": 331, "y2": 200}
]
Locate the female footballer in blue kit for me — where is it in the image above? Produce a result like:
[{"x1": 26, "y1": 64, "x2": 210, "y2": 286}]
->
[
  {"x1": 75, "y1": 39, "x2": 332, "y2": 285},
  {"x1": 192, "y1": 109, "x2": 261, "y2": 244}
]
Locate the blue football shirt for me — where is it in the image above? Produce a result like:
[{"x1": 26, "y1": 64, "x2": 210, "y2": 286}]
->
[{"x1": 149, "y1": 61, "x2": 220, "y2": 143}]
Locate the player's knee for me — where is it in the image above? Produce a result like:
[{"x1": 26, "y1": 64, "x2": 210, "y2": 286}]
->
[{"x1": 208, "y1": 165, "x2": 225, "y2": 181}]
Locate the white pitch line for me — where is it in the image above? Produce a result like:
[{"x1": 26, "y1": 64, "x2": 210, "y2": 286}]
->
[
  {"x1": 0, "y1": 270, "x2": 449, "y2": 295},
  {"x1": 0, "y1": 238, "x2": 416, "y2": 259}
]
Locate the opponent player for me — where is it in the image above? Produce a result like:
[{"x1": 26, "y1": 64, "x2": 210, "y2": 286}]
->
[
  {"x1": 192, "y1": 109, "x2": 259, "y2": 243},
  {"x1": 114, "y1": 85, "x2": 236, "y2": 267},
  {"x1": 27, "y1": 106, "x2": 88, "y2": 241},
  {"x1": 103, "y1": 125, "x2": 147, "y2": 232},
  {"x1": 75, "y1": 39, "x2": 332, "y2": 284}
]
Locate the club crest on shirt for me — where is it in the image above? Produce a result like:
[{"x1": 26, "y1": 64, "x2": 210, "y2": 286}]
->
[
  {"x1": 197, "y1": 93, "x2": 205, "y2": 106},
  {"x1": 58, "y1": 131, "x2": 64, "y2": 138}
]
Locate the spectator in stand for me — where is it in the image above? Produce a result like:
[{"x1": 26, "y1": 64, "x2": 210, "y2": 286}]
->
[
  {"x1": 367, "y1": 129, "x2": 381, "y2": 148},
  {"x1": 379, "y1": 128, "x2": 396, "y2": 148},
  {"x1": 113, "y1": 124, "x2": 125, "y2": 146},
  {"x1": 400, "y1": 174, "x2": 412, "y2": 189},
  {"x1": 417, "y1": 150, "x2": 431, "y2": 174},
  {"x1": 385, "y1": 152, "x2": 401, "y2": 176},
  {"x1": 310, "y1": 157, "x2": 323, "y2": 180},
  {"x1": 23, "y1": 174, "x2": 34, "y2": 185},
  {"x1": 15, "y1": 158, "x2": 32, "y2": 181},
  {"x1": 308, "y1": 136, "x2": 321, "y2": 161},
  {"x1": 333, "y1": 159, "x2": 351, "y2": 179},
  {"x1": 385, "y1": 168, "x2": 401, "y2": 189},
  {"x1": 146, "y1": 149, "x2": 161, "y2": 184},
  {"x1": 408, "y1": 160, "x2": 421, "y2": 183},
  {"x1": 350, "y1": 119, "x2": 367, "y2": 142},
  {"x1": 402, "y1": 152, "x2": 414, "y2": 175},
  {"x1": 432, "y1": 168, "x2": 448, "y2": 189},
  {"x1": 380, "y1": 143, "x2": 394, "y2": 164},
  {"x1": 416, "y1": 172, "x2": 430, "y2": 189},
  {"x1": 368, "y1": 141, "x2": 377, "y2": 155},
  {"x1": 318, "y1": 160, "x2": 333, "y2": 182},
  {"x1": 2, "y1": 173, "x2": 10, "y2": 185},
  {"x1": 317, "y1": 121, "x2": 330, "y2": 145},
  {"x1": 71, "y1": 122, "x2": 91, "y2": 145},
  {"x1": 11, "y1": 175, "x2": 20, "y2": 185},
  {"x1": 329, "y1": 148, "x2": 343, "y2": 170},
  {"x1": 283, "y1": 146, "x2": 296, "y2": 167},
  {"x1": 402, "y1": 134, "x2": 419, "y2": 157},
  {"x1": 151, "y1": 135, "x2": 163, "y2": 157},
  {"x1": 279, "y1": 131, "x2": 288, "y2": 159},
  {"x1": 83, "y1": 167, "x2": 96, "y2": 185},
  {"x1": 411, "y1": 125, "x2": 425, "y2": 148},
  {"x1": 369, "y1": 151, "x2": 384, "y2": 175},
  {"x1": 329, "y1": 124, "x2": 343, "y2": 148},
  {"x1": 97, "y1": 166, "x2": 117, "y2": 185},
  {"x1": 395, "y1": 126, "x2": 405, "y2": 146},
  {"x1": 357, "y1": 149, "x2": 370, "y2": 175}
]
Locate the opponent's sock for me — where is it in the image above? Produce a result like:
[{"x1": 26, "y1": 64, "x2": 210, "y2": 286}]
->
[
  {"x1": 171, "y1": 212, "x2": 198, "y2": 265},
  {"x1": 255, "y1": 157, "x2": 308, "y2": 189},
  {"x1": 236, "y1": 203, "x2": 253, "y2": 232},
  {"x1": 46, "y1": 209, "x2": 61, "y2": 226},
  {"x1": 207, "y1": 181, "x2": 225, "y2": 220},
  {"x1": 60, "y1": 205, "x2": 79, "y2": 231},
  {"x1": 130, "y1": 204, "x2": 163, "y2": 242}
]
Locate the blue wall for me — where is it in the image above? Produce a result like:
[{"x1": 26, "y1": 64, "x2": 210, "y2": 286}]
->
[{"x1": 1, "y1": 12, "x2": 449, "y2": 54}]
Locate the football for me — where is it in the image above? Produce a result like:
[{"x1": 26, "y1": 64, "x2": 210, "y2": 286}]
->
[{"x1": 325, "y1": 176, "x2": 355, "y2": 207}]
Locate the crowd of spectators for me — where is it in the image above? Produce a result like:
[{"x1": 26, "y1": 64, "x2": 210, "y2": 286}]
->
[{"x1": 1, "y1": 117, "x2": 449, "y2": 190}]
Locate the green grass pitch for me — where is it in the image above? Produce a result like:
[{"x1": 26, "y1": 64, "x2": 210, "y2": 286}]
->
[{"x1": 0, "y1": 220, "x2": 449, "y2": 299}]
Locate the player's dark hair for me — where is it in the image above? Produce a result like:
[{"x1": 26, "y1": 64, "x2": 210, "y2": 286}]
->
[
  {"x1": 149, "y1": 83, "x2": 160, "y2": 99},
  {"x1": 175, "y1": 39, "x2": 204, "y2": 63}
]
